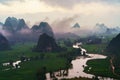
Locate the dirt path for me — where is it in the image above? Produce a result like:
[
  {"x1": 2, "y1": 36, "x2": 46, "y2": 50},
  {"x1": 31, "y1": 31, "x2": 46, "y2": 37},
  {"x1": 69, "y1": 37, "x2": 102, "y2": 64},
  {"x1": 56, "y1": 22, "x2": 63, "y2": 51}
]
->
[
  {"x1": 110, "y1": 57, "x2": 114, "y2": 73},
  {"x1": 110, "y1": 57, "x2": 120, "y2": 77}
]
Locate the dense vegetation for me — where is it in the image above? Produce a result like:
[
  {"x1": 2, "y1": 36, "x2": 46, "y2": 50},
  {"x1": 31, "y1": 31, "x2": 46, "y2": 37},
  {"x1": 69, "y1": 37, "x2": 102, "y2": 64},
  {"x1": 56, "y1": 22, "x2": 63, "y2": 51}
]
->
[
  {"x1": 106, "y1": 33, "x2": 120, "y2": 75},
  {"x1": 106, "y1": 33, "x2": 120, "y2": 54},
  {"x1": 82, "y1": 44, "x2": 106, "y2": 54},
  {"x1": 0, "y1": 33, "x2": 10, "y2": 51},
  {"x1": 34, "y1": 33, "x2": 61, "y2": 52},
  {"x1": 83, "y1": 43, "x2": 120, "y2": 79},
  {"x1": 84, "y1": 58, "x2": 116, "y2": 78}
]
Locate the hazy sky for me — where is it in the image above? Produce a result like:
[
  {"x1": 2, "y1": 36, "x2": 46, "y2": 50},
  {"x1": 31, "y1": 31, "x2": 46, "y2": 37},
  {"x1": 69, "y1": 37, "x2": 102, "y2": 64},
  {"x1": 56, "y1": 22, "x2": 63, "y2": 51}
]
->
[{"x1": 0, "y1": 0, "x2": 120, "y2": 28}]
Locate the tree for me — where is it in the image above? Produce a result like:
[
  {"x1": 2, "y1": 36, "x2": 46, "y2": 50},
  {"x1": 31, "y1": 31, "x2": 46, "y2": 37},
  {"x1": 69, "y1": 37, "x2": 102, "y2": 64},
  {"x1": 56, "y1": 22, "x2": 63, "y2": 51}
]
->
[
  {"x1": 0, "y1": 33, "x2": 10, "y2": 51},
  {"x1": 36, "y1": 67, "x2": 47, "y2": 80}
]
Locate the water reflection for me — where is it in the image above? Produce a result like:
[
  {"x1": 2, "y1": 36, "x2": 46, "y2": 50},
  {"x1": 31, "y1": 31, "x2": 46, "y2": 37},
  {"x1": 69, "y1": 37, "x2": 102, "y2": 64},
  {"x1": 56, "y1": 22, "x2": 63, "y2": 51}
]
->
[
  {"x1": 46, "y1": 54, "x2": 116, "y2": 80},
  {"x1": 2, "y1": 60, "x2": 21, "y2": 70}
]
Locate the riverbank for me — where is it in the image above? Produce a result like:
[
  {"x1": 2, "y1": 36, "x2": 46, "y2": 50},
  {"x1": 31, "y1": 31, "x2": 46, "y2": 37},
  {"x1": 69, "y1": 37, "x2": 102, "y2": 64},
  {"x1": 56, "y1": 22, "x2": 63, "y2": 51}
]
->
[
  {"x1": 1, "y1": 43, "x2": 120, "y2": 80},
  {"x1": 0, "y1": 43, "x2": 90, "y2": 80},
  {"x1": 0, "y1": 43, "x2": 68, "y2": 80},
  {"x1": 84, "y1": 58, "x2": 120, "y2": 79},
  {"x1": 61, "y1": 77, "x2": 92, "y2": 80},
  {"x1": 82, "y1": 44, "x2": 120, "y2": 79}
]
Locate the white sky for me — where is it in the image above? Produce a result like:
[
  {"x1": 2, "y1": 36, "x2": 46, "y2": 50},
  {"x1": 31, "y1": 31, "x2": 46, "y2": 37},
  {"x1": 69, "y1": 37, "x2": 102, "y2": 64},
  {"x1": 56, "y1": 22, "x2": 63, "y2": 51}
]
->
[{"x1": 0, "y1": 0, "x2": 120, "y2": 28}]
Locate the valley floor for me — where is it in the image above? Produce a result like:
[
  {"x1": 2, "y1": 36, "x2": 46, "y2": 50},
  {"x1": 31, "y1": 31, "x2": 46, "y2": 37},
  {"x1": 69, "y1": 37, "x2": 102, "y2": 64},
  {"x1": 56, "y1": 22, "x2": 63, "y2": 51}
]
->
[{"x1": 0, "y1": 43, "x2": 120, "y2": 80}]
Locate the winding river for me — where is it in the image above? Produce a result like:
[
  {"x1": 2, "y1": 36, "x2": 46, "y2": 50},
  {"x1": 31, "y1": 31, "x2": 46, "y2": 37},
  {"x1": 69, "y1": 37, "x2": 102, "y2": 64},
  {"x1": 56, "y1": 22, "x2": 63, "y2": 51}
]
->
[
  {"x1": 2, "y1": 42, "x2": 117, "y2": 80},
  {"x1": 46, "y1": 53, "x2": 116, "y2": 80}
]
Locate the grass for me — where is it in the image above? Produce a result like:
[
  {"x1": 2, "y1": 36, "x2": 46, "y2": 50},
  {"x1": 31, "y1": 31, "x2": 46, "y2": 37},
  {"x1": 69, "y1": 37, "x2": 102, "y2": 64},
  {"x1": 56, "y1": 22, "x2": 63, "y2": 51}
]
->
[
  {"x1": 0, "y1": 43, "x2": 35, "y2": 63},
  {"x1": 82, "y1": 44, "x2": 107, "y2": 54},
  {"x1": 1, "y1": 43, "x2": 120, "y2": 80},
  {"x1": 0, "y1": 43, "x2": 67, "y2": 80},
  {"x1": 84, "y1": 58, "x2": 120, "y2": 79},
  {"x1": 82, "y1": 44, "x2": 120, "y2": 79},
  {"x1": 0, "y1": 58, "x2": 67, "y2": 80}
]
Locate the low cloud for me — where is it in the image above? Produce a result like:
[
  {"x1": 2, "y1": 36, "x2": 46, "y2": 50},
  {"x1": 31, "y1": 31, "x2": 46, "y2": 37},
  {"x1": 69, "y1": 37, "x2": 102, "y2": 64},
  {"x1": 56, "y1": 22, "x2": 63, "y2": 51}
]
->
[
  {"x1": 0, "y1": 29, "x2": 12, "y2": 37},
  {"x1": 51, "y1": 15, "x2": 79, "y2": 33},
  {"x1": 18, "y1": 29, "x2": 31, "y2": 34}
]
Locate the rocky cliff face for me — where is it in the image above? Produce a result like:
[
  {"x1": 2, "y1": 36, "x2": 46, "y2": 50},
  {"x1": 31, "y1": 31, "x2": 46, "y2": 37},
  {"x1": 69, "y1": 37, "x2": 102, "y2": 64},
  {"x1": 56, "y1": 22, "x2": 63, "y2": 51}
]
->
[{"x1": 0, "y1": 33, "x2": 10, "y2": 50}]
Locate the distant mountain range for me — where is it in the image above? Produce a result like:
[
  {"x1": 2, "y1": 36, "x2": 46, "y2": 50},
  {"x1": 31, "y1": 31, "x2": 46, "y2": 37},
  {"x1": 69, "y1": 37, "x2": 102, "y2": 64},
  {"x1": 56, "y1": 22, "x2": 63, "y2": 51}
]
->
[
  {"x1": 3, "y1": 17, "x2": 29, "y2": 33},
  {"x1": 31, "y1": 22, "x2": 54, "y2": 37},
  {"x1": 1, "y1": 17, "x2": 120, "y2": 44},
  {"x1": 0, "y1": 17, "x2": 56, "y2": 43},
  {"x1": 94, "y1": 23, "x2": 120, "y2": 35},
  {"x1": 72, "y1": 23, "x2": 80, "y2": 28}
]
